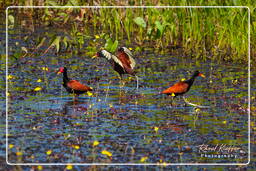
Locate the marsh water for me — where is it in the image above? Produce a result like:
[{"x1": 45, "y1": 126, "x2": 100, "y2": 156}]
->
[{"x1": 1, "y1": 27, "x2": 250, "y2": 164}]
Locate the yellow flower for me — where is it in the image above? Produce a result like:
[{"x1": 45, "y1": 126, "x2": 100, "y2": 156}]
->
[
  {"x1": 95, "y1": 35, "x2": 100, "y2": 39},
  {"x1": 87, "y1": 91, "x2": 93, "y2": 96},
  {"x1": 73, "y1": 145, "x2": 80, "y2": 150},
  {"x1": 46, "y1": 150, "x2": 52, "y2": 155},
  {"x1": 140, "y1": 156, "x2": 148, "y2": 162},
  {"x1": 34, "y1": 87, "x2": 42, "y2": 91},
  {"x1": 66, "y1": 164, "x2": 73, "y2": 170},
  {"x1": 154, "y1": 127, "x2": 159, "y2": 132},
  {"x1": 195, "y1": 108, "x2": 201, "y2": 112},
  {"x1": 223, "y1": 120, "x2": 227, "y2": 124},
  {"x1": 37, "y1": 79, "x2": 42, "y2": 82},
  {"x1": 181, "y1": 78, "x2": 186, "y2": 81},
  {"x1": 101, "y1": 150, "x2": 112, "y2": 157},
  {"x1": 42, "y1": 67, "x2": 48, "y2": 71},
  {"x1": 6, "y1": 92, "x2": 10, "y2": 96},
  {"x1": 9, "y1": 144, "x2": 14, "y2": 149},
  {"x1": 8, "y1": 75, "x2": 14, "y2": 80},
  {"x1": 16, "y1": 151, "x2": 23, "y2": 156},
  {"x1": 37, "y1": 165, "x2": 43, "y2": 170},
  {"x1": 93, "y1": 140, "x2": 99, "y2": 147},
  {"x1": 75, "y1": 122, "x2": 81, "y2": 126},
  {"x1": 109, "y1": 104, "x2": 113, "y2": 108}
]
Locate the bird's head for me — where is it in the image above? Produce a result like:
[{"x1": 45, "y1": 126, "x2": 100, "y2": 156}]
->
[
  {"x1": 92, "y1": 51, "x2": 100, "y2": 58},
  {"x1": 92, "y1": 50, "x2": 111, "y2": 60},
  {"x1": 57, "y1": 67, "x2": 67, "y2": 74},
  {"x1": 194, "y1": 70, "x2": 205, "y2": 78},
  {"x1": 118, "y1": 47, "x2": 125, "y2": 52}
]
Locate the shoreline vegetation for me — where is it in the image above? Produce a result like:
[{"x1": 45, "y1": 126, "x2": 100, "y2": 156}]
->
[{"x1": 1, "y1": 0, "x2": 255, "y2": 64}]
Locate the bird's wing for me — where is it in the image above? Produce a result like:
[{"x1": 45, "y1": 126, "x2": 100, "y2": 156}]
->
[
  {"x1": 67, "y1": 80, "x2": 92, "y2": 91},
  {"x1": 161, "y1": 82, "x2": 189, "y2": 94},
  {"x1": 111, "y1": 54, "x2": 125, "y2": 68},
  {"x1": 117, "y1": 52, "x2": 134, "y2": 74},
  {"x1": 122, "y1": 47, "x2": 136, "y2": 69},
  {"x1": 101, "y1": 50, "x2": 124, "y2": 68}
]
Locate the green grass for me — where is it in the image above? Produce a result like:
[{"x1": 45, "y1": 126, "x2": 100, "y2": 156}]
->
[{"x1": 3, "y1": 0, "x2": 255, "y2": 63}]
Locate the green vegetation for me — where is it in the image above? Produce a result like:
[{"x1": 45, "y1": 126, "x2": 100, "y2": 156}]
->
[{"x1": 2, "y1": 0, "x2": 254, "y2": 63}]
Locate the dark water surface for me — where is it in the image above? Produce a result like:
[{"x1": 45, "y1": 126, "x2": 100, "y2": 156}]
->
[{"x1": 1, "y1": 27, "x2": 250, "y2": 164}]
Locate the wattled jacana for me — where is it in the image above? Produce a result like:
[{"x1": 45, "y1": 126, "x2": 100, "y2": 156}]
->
[
  {"x1": 93, "y1": 47, "x2": 139, "y2": 89},
  {"x1": 161, "y1": 70, "x2": 205, "y2": 97},
  {"x1": 58, "y1": 67, "x2": 92, "y2": 98}
]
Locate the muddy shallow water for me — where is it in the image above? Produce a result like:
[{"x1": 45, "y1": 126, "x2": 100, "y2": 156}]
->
[{"x1": 2, "y1": 27, "x2": 249, "y2": 164}]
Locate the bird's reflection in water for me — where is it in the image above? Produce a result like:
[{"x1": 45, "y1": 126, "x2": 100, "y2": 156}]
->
[
  {"x1": 118, "y1": 89, "x2": 144, "y2": 107},
  {"x1": 62, "y1": 98, "x2": 90, "y2": 117}
]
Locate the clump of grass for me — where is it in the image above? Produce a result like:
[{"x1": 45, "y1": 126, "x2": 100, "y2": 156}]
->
[{"x1": 5, "y1": 0, "x2": 252, "y2": 63}]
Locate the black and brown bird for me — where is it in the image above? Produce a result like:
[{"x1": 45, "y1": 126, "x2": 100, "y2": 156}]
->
[
  {"x1": 58, "y1": 67, "x2": 92, "y2": 99},
  {"x1": 93, "y1": 47, "x2": 139, "y2": 89},
  {"x1": 161, "y1": 70, "x2": 205, "y2": 97}
]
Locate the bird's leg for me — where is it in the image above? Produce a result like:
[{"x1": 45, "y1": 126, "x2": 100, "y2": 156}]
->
[
  {"x1": 183, "y1": 96, "x2": 192, "y2": 106},
  {"x1": 167, "y1": 94, "x2": 174, "y2": 107},
  {"x1": 134, "y1": 75, "x2": 139, "y2": 90},
  {"x1": 73, "y1": 94, "x2": 78, "y2": 102},
  {"x1": 182, "y1": 96, "x2": 210, "y2": 108},
  {"x1": 119, "y1": 75, "x2": 125, "y2": 88},
  {"x1": 72, "y1": 90, "x2": 78, "y2": 102},
  {"x1": 104, "y1": 80, "x2": 111, "y2": 102},
  {"x1": 181, "y1": 96, "x2": 187, "y2": 107},
  {"x1": 171, "y1": 96, "x2": 175, "y2": 106}
]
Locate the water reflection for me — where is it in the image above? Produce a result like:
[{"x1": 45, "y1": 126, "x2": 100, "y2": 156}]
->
[{"x1": 6, "y1": 48, "x2": 249, "y2": 163}]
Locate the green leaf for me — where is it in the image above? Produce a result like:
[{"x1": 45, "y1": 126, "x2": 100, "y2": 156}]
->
[
  {"x1": 155, "y1": 21, "x2": 164, "y2": 38},
  {"x1": 104, "y1": 38, "x2": 113, "y2": 51},
  {"x1": 45, "y1": 0, "x2": 58, "y2": 6},
  {"x1": 147, "y1": 27, "x2": 153, "y2": 36},
  {"x1": 62, "y1": 36, "x2": 69, "y2": 49},
  {"x1": 134, "y1": 17, "x2": 146, "y2": 28},
  {"x1": 8, "y1": 15, "x2": 14, "y2": 25},
  {"x1": 36, "y1": 37, "x2": 46, "y2": 49},
  {"x1": 66, "y1": 0, "x2": 79, "y2": 6},
  {"x1": 110, "y1": 40, "x2": 118, "y2": 53},
  {"x1": 155, "y1": 21, "x2": 164, "y2": 34},
  {"x1": 50, "y1": 36, "x2": 61, "y2": 53}
]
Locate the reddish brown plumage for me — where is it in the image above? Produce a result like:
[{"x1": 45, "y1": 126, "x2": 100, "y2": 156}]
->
[
  {"x1": 94, "y1": 48, "x2": 139, "y2": 89},
  {"x1": 117, "y1": 51, "x2": 133, "y2": 74},
  {"x1": 67, "y1": 80, "x2": 92, "y2": 92},
  {"x1": 161, "y1": 71, "x2": 205, "y2": 97},
  {"x1": 58, "y1": 67, "x2": 92, "y2": 96},
  {"x1": 162, "y1": 82, "x2": 189, "y2": 95}
]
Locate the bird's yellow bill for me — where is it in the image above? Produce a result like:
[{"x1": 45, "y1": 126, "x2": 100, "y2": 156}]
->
[
  {"x1": 92, "y1": 55, "x2": 97, "y2": 59},
  {"x1": 57, "y1": 71, "x2": 61, "y2": 75},
  {"x1": 199, "y1": 73, "x2": 206, "y2": 78}
]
